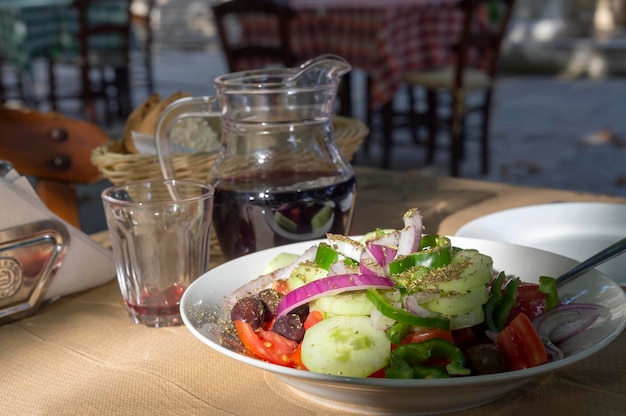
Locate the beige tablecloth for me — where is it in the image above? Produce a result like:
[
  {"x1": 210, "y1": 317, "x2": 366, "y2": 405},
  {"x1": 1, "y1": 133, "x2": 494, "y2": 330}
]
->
[{"x1": 2, "y1": 167, "x2": 625, "y2": 415}]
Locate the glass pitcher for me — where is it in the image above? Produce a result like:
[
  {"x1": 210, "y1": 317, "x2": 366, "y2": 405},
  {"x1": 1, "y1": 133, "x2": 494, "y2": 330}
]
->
[{"x1": 156, "y1": 55, "x2": 357, "y2": 260}]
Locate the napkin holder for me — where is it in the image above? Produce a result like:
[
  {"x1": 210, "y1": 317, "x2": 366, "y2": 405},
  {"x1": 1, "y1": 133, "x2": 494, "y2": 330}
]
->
[{"x1": 0, "y1": 162, "x2": 116, "y2": 324}]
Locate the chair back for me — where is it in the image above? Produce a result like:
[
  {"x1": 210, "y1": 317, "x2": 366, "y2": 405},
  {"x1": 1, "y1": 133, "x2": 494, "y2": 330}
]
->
[
  {"x1": 47, "y1": 0, "x2": 133, "y2": 123},
  {"x1": 454, "y1": 0, "x2": 516, "y2": 86},
  {"x1": 0, "y1": 106, "x2": 110, "y2": 228},
  {"x1": 73, "y1": 0, "x2": 133, "y2": 63},
  {"x1": 78, "y1": 0, "x2": 133, "y2": 107},
  {"x1": 211, "y1": 0, "x2": 297, "y2": 72},
  {"x1": 130, "y1": 0, "x2": 156, "y2": 93}
]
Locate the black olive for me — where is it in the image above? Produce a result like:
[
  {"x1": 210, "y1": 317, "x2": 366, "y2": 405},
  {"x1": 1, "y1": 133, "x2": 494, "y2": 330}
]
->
[
  {"x1": 230, "y1": 297, "x2": 266, "y2": 329},
  {"x1": 466, "y1": 344, "x2": 508, "y2": 375},
  {"x1": 290, "y1": 303, "x2": 310, "y2": 322},
  {"x1": 272, "y1": 314, "x2": 305, "y2": 343},
  {"x1": 257, "y1": 288, "x2": 281, "y2": 321},
  {"x1": 220, "y1": 321, "x2": 244, "y2": 353}
]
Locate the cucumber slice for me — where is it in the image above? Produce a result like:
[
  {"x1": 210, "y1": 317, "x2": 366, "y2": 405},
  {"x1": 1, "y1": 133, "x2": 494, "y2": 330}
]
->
[
  {"x1": 421, "y1": 285, "x2": 489, "y2": 317},
  {"x1": 301, "y1": 315, "x2": 390, "y2": 377},
  {"x1": 359, "y1": 229, "x2": 396, "y2": 243},
  {"x1": 263, "y1": 252, "x2": 300, "y2": 274},
  {"x1": 287, "y1": 262, "x2": 328, "y2": 291},
  {"x1": 293, "y1": 262, "x2": 329, "y2": 283},
  {"x1": 420, "y1": 250, "x2": 493, "y2": 292},
  {"x1": 449, "y1": 306, "x2": 485, "y2": 330},
  {"x1": 286, "y1": 275, "x2": 306, "y2": 292},
  {"x1": 311, "y1": 291, "x2": 375, "y2": 316}
]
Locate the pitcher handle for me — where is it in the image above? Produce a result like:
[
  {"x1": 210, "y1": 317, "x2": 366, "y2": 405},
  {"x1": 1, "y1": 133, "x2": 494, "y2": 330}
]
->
[{"x1": 155, "y1": 96, "x2": 221, "y2": 181}]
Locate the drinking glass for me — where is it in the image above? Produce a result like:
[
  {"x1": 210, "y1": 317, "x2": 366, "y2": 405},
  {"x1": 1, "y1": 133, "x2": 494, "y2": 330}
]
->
[{"x1": 101, "y1": 179, "x2": 214, "y2": 327}]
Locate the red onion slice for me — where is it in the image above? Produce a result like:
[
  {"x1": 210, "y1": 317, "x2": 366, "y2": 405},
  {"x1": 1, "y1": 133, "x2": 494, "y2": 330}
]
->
[
  {"x1": 405, "y1": 291, "x2": 441, "y2": 318},
  {"x1": 360, "y1": 255, "x2": 385, "y2": 276},
  {"x1": 327, "y1": 233, "x2": 364, "y2": 260},
  {"x1": 328, "y1": 260, "x2": 359, "y2": 276},
  {"x1": 275, "y1": 273, "x2": 395, "y2": 318},
  {"x1": 532, "y1": 303, "x2": 610, "y2": 345},
  {"x1": 395, "y1": 208, "x2": 423, "y2": 257},
  {"x1": 364, "y1": 230, "x2": 400, "y2": 248},
  {"x1": 366, "y1": 243, "x2": 397, "y2": 268}
]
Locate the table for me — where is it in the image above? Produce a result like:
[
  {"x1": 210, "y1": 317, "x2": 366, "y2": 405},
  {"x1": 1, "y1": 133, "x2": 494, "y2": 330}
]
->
[
  {"x1": 2, "y1": 167, "x2": 625, "y2": 415},
  {"x1": 293, "y1": 0, "x2": 461, "y2": 110},
  {"x1": 245, "y1": 0, "x2": 462, "y2": 111}
]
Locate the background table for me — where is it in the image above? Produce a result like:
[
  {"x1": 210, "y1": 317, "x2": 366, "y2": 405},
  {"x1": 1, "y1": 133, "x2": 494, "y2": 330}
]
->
[
  {"x1": 2, "y1": 167, "x2": 625, "y2": 415},
  {"x1": 243, "y1": 0, "x2": 462, "y2": 111}
]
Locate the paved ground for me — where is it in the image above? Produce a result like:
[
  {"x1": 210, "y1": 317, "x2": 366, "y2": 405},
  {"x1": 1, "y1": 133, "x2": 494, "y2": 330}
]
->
[{"x1": 68, "y1": 49, "x2": 626, "y2": 234}]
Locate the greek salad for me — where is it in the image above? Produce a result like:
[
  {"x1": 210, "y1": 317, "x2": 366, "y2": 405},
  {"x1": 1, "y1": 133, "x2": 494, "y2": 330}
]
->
[{"x1": 220, "y1": 208, "x2": 609, "y2": 378}]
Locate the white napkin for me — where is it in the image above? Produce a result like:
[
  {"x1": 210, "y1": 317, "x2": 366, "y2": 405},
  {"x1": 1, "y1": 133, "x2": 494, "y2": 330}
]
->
[{"x1": 0, "y1": 168, "x2": 116, "y2": 301}]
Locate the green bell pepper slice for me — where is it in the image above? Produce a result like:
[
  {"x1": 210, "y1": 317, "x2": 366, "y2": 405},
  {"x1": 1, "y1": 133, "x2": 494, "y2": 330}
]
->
[
  {"x1": 483, "y1": 272, "x2": 505, "y2": 333},
  {"x1": 389, "y1": 235, "x2": 453, "y2": 274},
  {"x1": 386, "y1": 321, "x2": 411, "y2": 344},
  {"x1": 366, "y1": 289, "x2": 450, "y2": 330},
  {"x1": 538, "y1": 275, "x2": 559, "y2": 310},
  {"x1": 494, "y1": 277, "x2": 520, "y2": 330},
  {"x1": 484, "y1": 273, "x2": 521, "y2": 332},
  {"x1": 386, "y1": 339, "x2": 471, "y2": 379},
  {"x1": 314, "y1": 243, "x2": 339, "y2": 270}
]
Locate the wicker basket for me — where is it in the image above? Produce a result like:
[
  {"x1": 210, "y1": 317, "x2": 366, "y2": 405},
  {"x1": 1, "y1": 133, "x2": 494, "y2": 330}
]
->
[
  {"x1": 91, "y1": 115, "x2": 368, "y2": 186},
  {"x1": 92, "y1": 116, "x2": 368, "y2": 260}
]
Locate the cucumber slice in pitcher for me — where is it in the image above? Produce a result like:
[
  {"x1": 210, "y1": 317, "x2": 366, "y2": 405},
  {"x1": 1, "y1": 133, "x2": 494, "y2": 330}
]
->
[{"x1": 301, "y1": 315, "x2": 390, "y2": 377}]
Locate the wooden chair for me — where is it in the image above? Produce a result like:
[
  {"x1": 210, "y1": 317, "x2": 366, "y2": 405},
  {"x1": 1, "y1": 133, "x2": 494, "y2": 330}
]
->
[
  {"x1": 46, "y1": 0, "x2": 133, "y2": 125},
  {"x1": 399, "y1": 0, "x2": 516, "y2": 176},
  {"x1": 211, "y1": 0, "x2": 352, "y2": 117},
  {"x1": 0, "y1": 106, "x2": 110, "y2": 228},
  {"x1": 0, "y1": 62, "x2": 36, "y2": 107},
  {"x1": 211, "y1": 0, "x2": 298, "y2": 72}
]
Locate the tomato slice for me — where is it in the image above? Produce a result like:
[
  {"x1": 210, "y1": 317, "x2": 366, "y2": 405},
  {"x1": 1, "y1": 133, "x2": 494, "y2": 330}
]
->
[
  {"x1": 289, "y1": 344, "x2": 307, "y2": 370},
  {"x1": 507, "y1": 283, "x2": 546, "y2": 324},
  {"x1": 496, "y1": 312, "x2": 548, "y2": 370},
  {"x1": 451, "y1": 327, "x2": 481, "y2": 351},
  {"x1": 400, "y1": 328, "x2": 453, "y2": 344},
  {"x1": 234, "y1": 320, "x2": 298, "y2": 367},
  {"x1": 273, "y1": 279, "x2": 290, "y2": 296},
  {"x1": 303, "y1": 310, "x2": 324, "y2": 330},
  {"x1": 367, "y1": 367, "x2": 387, "y2": 378}
]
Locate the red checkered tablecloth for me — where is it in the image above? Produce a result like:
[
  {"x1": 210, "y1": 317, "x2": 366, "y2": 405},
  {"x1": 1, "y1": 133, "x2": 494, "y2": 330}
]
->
[{"x1": 240, "y1": 0, "x2": 463, "y2": 109}]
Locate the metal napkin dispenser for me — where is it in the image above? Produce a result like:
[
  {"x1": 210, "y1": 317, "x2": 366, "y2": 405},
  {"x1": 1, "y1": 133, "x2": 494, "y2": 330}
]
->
[
  {"x1": 0, "y1": 220, "x2": 70, "y2": 324},
  {"x1": 0, "y1": 161, "x2": 116, "y2": 324}
]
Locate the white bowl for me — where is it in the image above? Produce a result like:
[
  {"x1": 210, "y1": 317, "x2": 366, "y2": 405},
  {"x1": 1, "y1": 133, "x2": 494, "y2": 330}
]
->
[
  {"x1": 455, "y1": 202, "x2": 626, "y2": 286},
  {"x1": 181, "y1": 236, "x2": 626, "y2": 415}
]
